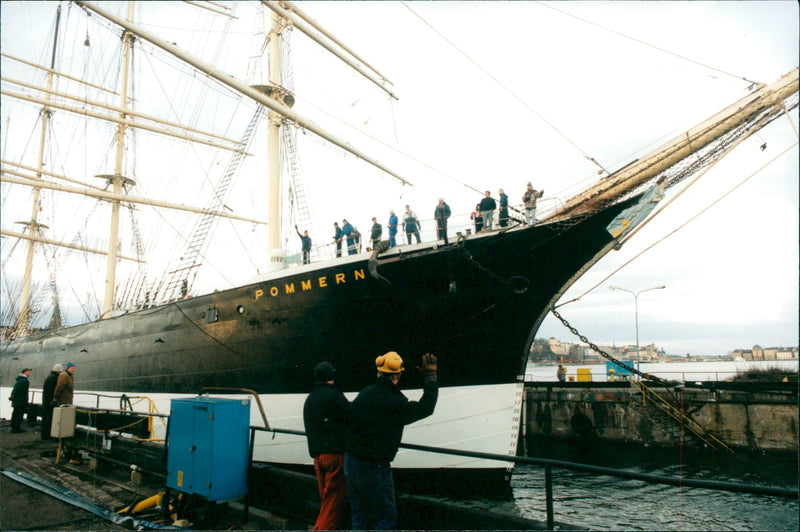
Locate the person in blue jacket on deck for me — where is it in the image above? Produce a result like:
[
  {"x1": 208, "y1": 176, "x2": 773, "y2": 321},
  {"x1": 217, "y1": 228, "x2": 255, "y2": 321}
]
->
[
  {"x1": 387, "y1": 210, "x2": 398, "y2": 247},
  {"x1": 341, "y1": 219, "x2": 357, "y2": 255},
  {"x1": 295, "y1": 225, "x2": 312, "y2": 264}
]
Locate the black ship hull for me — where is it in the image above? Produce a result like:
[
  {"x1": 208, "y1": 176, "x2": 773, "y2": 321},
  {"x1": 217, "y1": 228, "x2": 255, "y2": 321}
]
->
[{"x1": 1, "y1": 196, "x2": 637, "y2": 473}]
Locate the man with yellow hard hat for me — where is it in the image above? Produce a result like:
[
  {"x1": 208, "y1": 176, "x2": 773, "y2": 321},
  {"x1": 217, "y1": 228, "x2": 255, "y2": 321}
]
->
[{"x1": 344, "y1": 351, "x2": 438, "y2": 530}]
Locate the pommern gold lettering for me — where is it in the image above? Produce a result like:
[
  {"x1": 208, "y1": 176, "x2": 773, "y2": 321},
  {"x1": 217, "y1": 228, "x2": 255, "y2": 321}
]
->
[{"x1": 255, "y1": 268, "x2": 366, "y2": 300}]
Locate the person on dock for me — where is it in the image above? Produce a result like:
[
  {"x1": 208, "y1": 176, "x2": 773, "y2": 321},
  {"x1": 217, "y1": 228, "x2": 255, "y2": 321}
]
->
[
  {"x1": 9, "y1": 368, "x2": 32, "y2": 433},
  {"x1": 479, "y1": 191, "x2": 496, "y2": 230},
  {"x1": 296, "y1": 225, "x2": 312, "y2": 264},
  {"x1": 370, "y1": 217, "x2": 383, "y2": 250},
  {"x1": 41, "y1": 363, "x2": 62, "y2": 440},
  {"x1": 387, "y1": 210, "x2": 398, "y2": 247},
  {"x1": 522, "y1": 182, "x2": 544, "y2": 226},
  {"x1": 434, "y1": 197, "x2": 451, "y2": 243},
  {"x1": 54, "y1": 362, "x2": 75, "y2": 406},
  {"x1": 332, "y1": 222, "x2": 343, "y2": 258},
  {"x1": 303, "y1": 361, "x2": 351, "y2": 530},
  {"x1": 344, "y1": 351, "x2": 438, "y2": 530},
  {"x1": 557, "y1": 364, "x2": 566, "y2": 382},
  {"x1": 402, "y1": 205, "x2": 421, "y2": 244}
]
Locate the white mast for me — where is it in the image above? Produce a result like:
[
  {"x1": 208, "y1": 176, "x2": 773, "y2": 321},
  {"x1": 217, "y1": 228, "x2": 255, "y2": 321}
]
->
[
  {"x1": 100, "y1": 1, "x2": 136, "y2": 318},
  {"x1": 16, "y1": 4, "x2": 61, "y2": 334},
  {"x1": 266, "y1": 10, "x2": 284, "y2": 271},
  {"x1": 74, "y1": 1, "x2": 411, "y2": 186}
]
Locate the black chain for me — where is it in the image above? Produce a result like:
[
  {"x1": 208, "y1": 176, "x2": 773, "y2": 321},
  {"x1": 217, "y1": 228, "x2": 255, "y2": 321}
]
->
[{"x1": 551, "y1": 308, "x2": 669, "y2": 384}]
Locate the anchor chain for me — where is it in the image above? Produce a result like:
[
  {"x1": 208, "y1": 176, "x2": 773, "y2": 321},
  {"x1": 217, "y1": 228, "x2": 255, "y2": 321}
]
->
[{"x1": 551, "y1": 308, "x2": 670, "y2": 384}]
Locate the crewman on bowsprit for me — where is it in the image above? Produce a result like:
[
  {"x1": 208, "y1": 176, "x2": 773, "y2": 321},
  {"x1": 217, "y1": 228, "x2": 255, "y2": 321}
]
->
[{"x1": 344, "y1": 351, "x2": 438, "y2": 530}]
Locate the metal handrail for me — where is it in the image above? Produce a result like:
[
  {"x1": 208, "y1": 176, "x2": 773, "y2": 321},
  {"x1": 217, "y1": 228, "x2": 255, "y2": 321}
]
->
[
  {"x1": 257, "y1": 426, "x2": 797, "y2": 530},
  {"x1": 636, "y1": 381, "x2": 734, "y2": 453}
]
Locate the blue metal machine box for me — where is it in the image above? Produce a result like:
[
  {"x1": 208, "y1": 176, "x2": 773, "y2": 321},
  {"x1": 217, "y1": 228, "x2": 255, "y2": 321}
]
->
[
  {"x1": 606, "y1": 360, "x2": 634, "y2": 380},
  {"x1": 166, "y1": 397, "x2": 251, "y2": 501}
]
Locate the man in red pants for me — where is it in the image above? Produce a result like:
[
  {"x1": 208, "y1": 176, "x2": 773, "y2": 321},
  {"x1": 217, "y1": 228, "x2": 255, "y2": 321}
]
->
[{"x1": 303, "y1": 362, "x2": 351, "y2": 529}]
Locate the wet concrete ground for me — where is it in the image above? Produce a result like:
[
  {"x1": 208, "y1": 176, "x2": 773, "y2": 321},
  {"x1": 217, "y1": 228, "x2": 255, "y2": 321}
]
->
[{"x1": 0, "y1": 419, "x2": 309, "y2": 531}]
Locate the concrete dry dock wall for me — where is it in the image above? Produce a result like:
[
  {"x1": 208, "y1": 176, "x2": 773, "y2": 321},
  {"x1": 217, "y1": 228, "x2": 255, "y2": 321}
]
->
[{"x1": 523, "y1": 382, "x2": 798, "y2": 452}]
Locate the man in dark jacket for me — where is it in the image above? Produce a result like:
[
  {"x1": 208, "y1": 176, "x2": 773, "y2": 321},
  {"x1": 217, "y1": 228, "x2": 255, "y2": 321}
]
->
[
  {"x1": 479, "y1": 190, "x2": 497, "y2": 230},
  {"x1": 10, "y1": 368, "x2": 32, "y2": 433},
  {"x1": 41, "y1": 363, "x2": 63, "y2": 440},
  {"x1": 332, "y1": 222, "x2": 343, "y2": 258},
  {"x1": 369, "y1": 218, "x2": 382, "y2": 250},
  {"x1": 344, "y1": 351, "x2": 438, "y2": 530},
  {"x1": 303, "y1": 361, "x2": 351, "y2": 530},
  {"x1": 434, "y1": 198, "x2": 451, "y2": 243}
]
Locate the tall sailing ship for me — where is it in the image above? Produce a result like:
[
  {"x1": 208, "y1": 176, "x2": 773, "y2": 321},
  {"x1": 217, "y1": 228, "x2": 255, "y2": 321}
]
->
[{"x1": 2, "y1": 1, "x2": 798, "y2": 484}]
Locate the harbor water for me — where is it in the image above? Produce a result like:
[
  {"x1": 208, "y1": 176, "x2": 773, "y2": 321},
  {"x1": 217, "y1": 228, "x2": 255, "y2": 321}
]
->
[
  {"x1": 487, "y1": 360, "x2": 799, "y2": 530},
  {"x1": 500, "y1": 445, "x2": 799, "y2": 531}
]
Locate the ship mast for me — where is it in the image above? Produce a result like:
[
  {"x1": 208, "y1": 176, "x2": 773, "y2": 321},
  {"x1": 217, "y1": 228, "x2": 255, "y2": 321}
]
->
[
  {"x1": 15, "y1": 5, "x2": 61, "y2": 335},
  {"x1": 99, "y1": 1, "x2": 136, "y2": 318},
  {"x1": 74, "y1": 1, "x2": 411, "y2": 187},
  {"x1": 266, "y1": 10, "x2": 284, "y2": 270}
]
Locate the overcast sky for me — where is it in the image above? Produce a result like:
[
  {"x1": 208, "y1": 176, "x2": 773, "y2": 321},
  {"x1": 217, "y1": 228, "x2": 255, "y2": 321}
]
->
[{"x1": 1, "y1": 1, "x2": 798, "y2": 356}]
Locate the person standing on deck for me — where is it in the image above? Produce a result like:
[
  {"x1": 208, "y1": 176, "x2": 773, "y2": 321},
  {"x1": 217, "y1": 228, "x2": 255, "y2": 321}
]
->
[
  {"x1": 303, "y1": 362, "x2": 351, "y2": 530},
  {"x1": 522, "y1": 182, "x2": 544, "y2": 226},
  {"x1": 434, "y1": 197, "x2": 451, "y2": 243},
  {"x1": 498, "y1": 188, "x2": 509, "y2": 227},
  {"x1": 296, "y1": 225, "x2": 312, "y2": 264},
  {"x1": 353, "y1": 226, "x2": 362, "y2": 253},
  {"x1": 41, "y1": 363, "x2": 62, "y2": 440},
  {"x1": 402, "y1": 205, "x2": 421, "y2": 244},
  {"x1": 479, "y1": 191, "x2": 496, "y2": 230},
  {"x1": 344, "y1": 351, "x2": 438, "y2": 530},
  {"x1": 471, "y1": 204, "x2": 483, "y2": 233},
  {"x1": 387, "y1": 210, "x2": 398, "y2": 247},
  {"x1": 332, "y1": 222, "x2": 343, "y2": 258},
  {"x1": 341, "y1": 219, "x2": 356, "y2": 255},
  {"x1": 370, "y1": 218, "x2": 383, "y2": 250},
  {"x1": 9, "y1": 368, "x2": 31, "y2": 433}
]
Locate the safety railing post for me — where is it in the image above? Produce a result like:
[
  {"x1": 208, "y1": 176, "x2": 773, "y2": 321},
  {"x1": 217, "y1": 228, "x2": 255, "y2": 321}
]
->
[{"x1": 545, "y1": 464, "x2": 554, "y2": 530}]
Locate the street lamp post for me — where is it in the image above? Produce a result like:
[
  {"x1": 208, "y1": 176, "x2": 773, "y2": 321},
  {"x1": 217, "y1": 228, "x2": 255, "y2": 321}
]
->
[{"x1": 609, "y1": 284, "x2": 665, "y2": 373}]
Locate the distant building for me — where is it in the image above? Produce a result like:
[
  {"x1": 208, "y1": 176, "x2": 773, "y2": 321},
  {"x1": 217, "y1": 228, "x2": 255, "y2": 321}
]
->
[
  {"x1": 533, "y1": 339, "x2": 797, "y2": 364},
  {"x1": 730, "y1": 346, "x2": 798, "y2": 361}
]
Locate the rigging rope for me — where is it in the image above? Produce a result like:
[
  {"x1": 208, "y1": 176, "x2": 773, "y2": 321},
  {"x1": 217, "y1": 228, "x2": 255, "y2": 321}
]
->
[
  {"x1": 400, "y1": 1, "x2": 606, "y2": 174},
  {"x1": 538, "y1": 2, "x2": 757, "y2": 86},
  {"x1": 555, "y1": 140, "x2": 798, "y2": 309}
]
